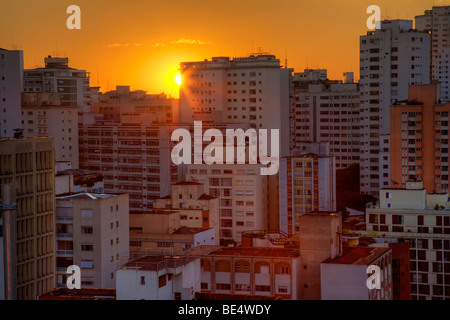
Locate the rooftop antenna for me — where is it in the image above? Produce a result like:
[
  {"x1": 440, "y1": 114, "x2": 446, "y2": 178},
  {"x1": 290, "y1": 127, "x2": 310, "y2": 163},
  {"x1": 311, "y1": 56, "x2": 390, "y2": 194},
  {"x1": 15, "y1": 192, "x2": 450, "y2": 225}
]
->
[{"x1": 285, "y1": 48, "x2": 288, "y2": 68}]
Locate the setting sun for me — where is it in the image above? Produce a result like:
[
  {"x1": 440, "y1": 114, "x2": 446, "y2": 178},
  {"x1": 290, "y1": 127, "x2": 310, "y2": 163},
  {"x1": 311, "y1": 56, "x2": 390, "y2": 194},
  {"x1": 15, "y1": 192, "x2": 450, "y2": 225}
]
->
[{"x1": 175, "y1": 73, "x2": 181, "y2": 86}]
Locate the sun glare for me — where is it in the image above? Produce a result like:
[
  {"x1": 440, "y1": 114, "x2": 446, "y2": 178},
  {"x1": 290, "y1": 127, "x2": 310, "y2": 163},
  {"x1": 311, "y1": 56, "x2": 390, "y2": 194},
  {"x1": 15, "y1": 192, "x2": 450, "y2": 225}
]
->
[{"x1": 175, "y1": 73, "x2": 181, "y2": 86}]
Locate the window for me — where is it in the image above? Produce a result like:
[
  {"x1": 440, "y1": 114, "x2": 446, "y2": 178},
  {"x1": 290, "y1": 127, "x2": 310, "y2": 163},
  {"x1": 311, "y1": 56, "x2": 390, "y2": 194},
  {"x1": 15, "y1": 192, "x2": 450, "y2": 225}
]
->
[
  {"x1": 81, "y1": 226, "x2": 93, "y2": 234},
  {"x1": 80, "y1": 209, "x2": 93, "y2": 218},
  {"x1": 159, "y1": 275, "x2": 167, "y2": 288},
  {"x1": 80, "y1": 261, "x2": 94, "y2": 269},
  {"x1": 140, "y1": 276, "x2": 146, "y2": 285},
  {"x1": 81, "y1": 244, "x2": 93, "y2": 251}
]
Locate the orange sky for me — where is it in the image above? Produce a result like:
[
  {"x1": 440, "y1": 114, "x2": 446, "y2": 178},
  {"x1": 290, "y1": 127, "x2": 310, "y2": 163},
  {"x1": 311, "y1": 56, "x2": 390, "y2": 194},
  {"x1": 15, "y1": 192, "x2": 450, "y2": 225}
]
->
[{"x1": 0, "y1": 0, "x2": 440, "y2": 98}]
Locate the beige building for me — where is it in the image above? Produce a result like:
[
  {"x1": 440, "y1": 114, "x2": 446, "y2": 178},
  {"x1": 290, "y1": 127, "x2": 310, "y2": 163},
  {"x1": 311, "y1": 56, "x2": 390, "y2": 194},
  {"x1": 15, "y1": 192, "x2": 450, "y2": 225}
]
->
[
  {"x1": 0, "y1": 137, "x2": 55, "y2": 300},
  {"x1": 55, "y1": 192, "x2": 129, "y2": 289},
  {"x1": 366, "y1": 180, "x2": 450, "y2": 300},
  {"x1": 186, "y1": 164, "x2": 268, "y2": 245},
  {"x1": 199, "y1": 246, "x2": 301, "y2": 300},
  {"x1": 279, "y1": 143, "x2": 336, "y2": 234},
  {"x1": 22, "y1": 92, "x2": 79, "y2": 168},
  {"x1": 298, "y1": 211, "x2": 342, "y2": 300}
]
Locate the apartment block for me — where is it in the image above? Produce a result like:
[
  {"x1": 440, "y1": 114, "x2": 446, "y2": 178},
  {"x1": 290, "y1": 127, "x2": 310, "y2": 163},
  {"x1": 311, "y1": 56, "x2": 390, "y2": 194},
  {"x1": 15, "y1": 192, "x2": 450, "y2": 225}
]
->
[
  {"x1": 0, "y1": 137, "x2": 55, "y2": 300},
  {"x1": 279, "y1": 143, "x2": 336, "y2": 234},
  {"x1": 79, "y1": 116, "x2": 177, "y2": 211},
  {"x1": 321, "y1": 246, "x2": 393, "y2": 300},
  {"x1": 185, "y1": 164, "x2": 268, "y2": 245},
  {"x1": 0, "y1": 48, "x2": 23, "y2": 138},
  {"x1": 23, "y1": 56, "x2": 91, "y2": 112},
  {"x1": 179, "y1": 54, "x2": 292, "y2": 157},
  {"x1": 390, "y1": 83, "x2": 450, "y2": 192},
  {"x1": 199, "y1": 246, "x2": 301, "y2": 300},
  {"x1": 359, "y1": 20, "x2": 430, "y2": 196},
  {"x1": 21, "y1": 92, "x2": 79, "y2": 168},
  {"x1": 366, "y1": 181, "x2": 450, "y2": 299},
  {"x1": 416, "y1": 6, "x2": 450, "y2": 101},
  {"x1": 291, "y1": 69, "x2": 360, "y2": 169},
  {"x1": 55, "y1": 192, "x2": 129, "y2": 289}
]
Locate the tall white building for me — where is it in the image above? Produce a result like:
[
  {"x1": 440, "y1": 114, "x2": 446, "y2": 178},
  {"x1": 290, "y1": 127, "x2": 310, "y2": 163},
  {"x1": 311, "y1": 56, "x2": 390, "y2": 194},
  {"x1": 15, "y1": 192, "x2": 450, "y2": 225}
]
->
[
  {"x1": 0, "y1": 48, "x2": 23, "y2": 138},
  {"x1": 359, "y1": 20, "x2": 430, "y2": 196},
  {"x1": 416, "y1": 6, "x2": 450, "y2": 102},
  {"x1": 21, "y1": 92, "x2": 79, "y2": 168},
  {"x1": 55, "y1": 192, "x2": 129, "y2": 289},
  {"x1": 23, "y1": 56, "x2": 91, "y2": 112},
  {"x1": 292, "y1": 69, "x2": 360, "y2": 169},
  {"x1": 179, "y1": 54, "x2": 292, "y2": 157}
]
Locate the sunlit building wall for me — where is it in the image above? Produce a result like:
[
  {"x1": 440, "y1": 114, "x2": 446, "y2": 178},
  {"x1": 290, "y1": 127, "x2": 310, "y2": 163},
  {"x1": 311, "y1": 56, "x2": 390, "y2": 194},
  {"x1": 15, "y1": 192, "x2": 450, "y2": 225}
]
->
[
  {"x1": 359, "y1": 20, "x2": 430, "y2": 197},
  {"x1": 0, "y1": 137, "x2": 56, "y2": 300}
]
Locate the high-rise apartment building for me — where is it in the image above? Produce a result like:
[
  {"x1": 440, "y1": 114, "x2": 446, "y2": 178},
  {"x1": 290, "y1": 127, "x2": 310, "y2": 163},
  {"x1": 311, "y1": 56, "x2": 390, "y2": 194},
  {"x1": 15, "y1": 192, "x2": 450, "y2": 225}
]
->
[
  {"x1": 391, "y1": 83, "x2": 450, "y2": 192},
  {"x1": 366, "y1": 181, "x2": 450, "y2": 300},
  {"x1": 359, "y1": 20, "x2": 430, "y2": 196},
  {"x1": 79, "y1": 88, "x2": 178, "y2": 211},
  {"x1": 55, "y1": 192, "x2": 129, "y2": 289},
  {"x1": 186, "y1": 164, "x2": 268, "y2": 245},
  {"x1": 416, "y1": 6, "x2": 450, "y2": 101},
  {"x1": 21, "y1": 92, "x2": 79, "y2": 168},
  {"x1": 0, "y1": 137, "x2": 55, "y2": 300},
  {"x1": 23, "y1": 56, "x2": 91, "y2": 112},
  {"x1": 0, "y1": 48, "x2": 23, "y2": 138},
  {"x1": 292, "y1": 70, "x2": 360, "y2": 169},
  {"x1": 179, "y1": 54, "x2": 292, "y2": 157},
  {"x1": 279, "y1": 143, "x2": 336, "y2": 234}
]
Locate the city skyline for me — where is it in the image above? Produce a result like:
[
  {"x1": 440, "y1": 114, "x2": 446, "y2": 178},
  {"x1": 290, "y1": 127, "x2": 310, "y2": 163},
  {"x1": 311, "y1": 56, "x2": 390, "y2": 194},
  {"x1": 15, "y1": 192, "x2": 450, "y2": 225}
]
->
[{"x1": 0, "y1": 0, "x2": 439, "y2": 98}]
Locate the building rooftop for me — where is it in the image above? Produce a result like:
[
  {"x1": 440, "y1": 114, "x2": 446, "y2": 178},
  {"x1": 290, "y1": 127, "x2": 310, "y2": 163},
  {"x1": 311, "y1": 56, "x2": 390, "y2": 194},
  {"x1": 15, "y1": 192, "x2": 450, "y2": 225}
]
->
[
  {"x1": 121, "y1": 254, "x2": 197, "y2": 271},
  {"x1": 210, "y1": 247, "x2": 300, "y2": 258},
  {"x1": 56, "y1": 169, "x2": 102, "y2": 177},
  {"x1": 173, "y1": 181, "x2": 203, "y2": 186},
  {"x1": 303, "y1": 211, "x2": 341, "y2": 217},
  {"x1": 198, "y1": 194, "x2": 217, "y2": 200},
  {"x1": 173, "y1": 226, "x2": 211, "y2": 235},
  {"x1": 129, "y1": 210, "x2": 179, "y2": 215},
  {"x1": 323, "y1": 247, "x2": 390, "y2": 265},
  {"x1": 56, "y1": 193, "x2": 118, "y2": 200}
]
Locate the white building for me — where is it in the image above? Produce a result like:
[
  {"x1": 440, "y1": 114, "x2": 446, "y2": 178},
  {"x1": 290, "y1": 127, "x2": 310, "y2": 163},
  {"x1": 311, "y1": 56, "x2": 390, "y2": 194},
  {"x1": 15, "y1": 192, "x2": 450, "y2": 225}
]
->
[
  {"x1": 0, "y1": 48, "x2": 23, "y2": 138},
  {"x1": 23, "y1": 56, "x2": 91, "y2": 112},
  {"x1": 116, "y1": 254, "x2": 200, "y2": 300},
  {"x1": 55, "y1": 192, "x2": 129, "y2": 289},
  {"x1": 186, "y1": 164, "x2": 268, "y2": 245},
  {"x1": 359, "y1": 20, "x2": 430, "y2": 196},
  {"x1": 366, "y1": 181, "x2": 450, "y2": 300},
  {"x1": 416, "y1": 6, "x2": 450, "y2": 101},
  {"x1": 292, "y1": 69, "x2": 360, "y2": 169},
  {"x1": 321, "y1": 246, "x2": 393, "y2": 300},
  {"x1": 21, "y1": 92, "x2": 79, "y2": 168},
  {"x1": 179, "y1": 54, "x2": 292, "y2": 157}
]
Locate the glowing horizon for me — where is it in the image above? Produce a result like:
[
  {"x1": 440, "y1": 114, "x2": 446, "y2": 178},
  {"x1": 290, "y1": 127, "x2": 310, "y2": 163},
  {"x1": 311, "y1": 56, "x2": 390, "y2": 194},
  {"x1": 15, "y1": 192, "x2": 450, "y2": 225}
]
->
[{"x1": 0, "y1": 0, "x2": 440, "y2": 98}]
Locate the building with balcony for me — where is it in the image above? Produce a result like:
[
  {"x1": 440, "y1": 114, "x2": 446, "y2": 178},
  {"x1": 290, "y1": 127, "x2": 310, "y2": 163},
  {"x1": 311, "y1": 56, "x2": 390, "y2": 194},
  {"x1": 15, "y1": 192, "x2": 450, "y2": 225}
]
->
[
  {"x1": 0, "y1": 137, "x2": 55, "y2": 300},
  {"x1": 359, "y1": 20, "x2": 430, "y2": 196},
  {"x1": 55, "y1": 192, "x2": 129, "y2": 289},
  {"x1": 185, "y1": 164, "x2": 268, "y2": 245},
  {"x1": 390, "y1": 83, "x2": 450, "y2": 193},
  {"x1": 279, "y1": 143, "x2": 336, "y2": 234},
  {"x1": 291, "y1": 69, "x2": 360, "y2": 169},
  {"x1": 199, "y1": 246, "x2": 301, "y2": 300},
  {"x1": 23, "y1": 56, "x2": 91, "y2": 112},
  {"x1": 21, "y1": 92, "x2": 79, "y2": 168},
  {"x1": 366, "y1": 180, "x2": 450, "y2": 299}
]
